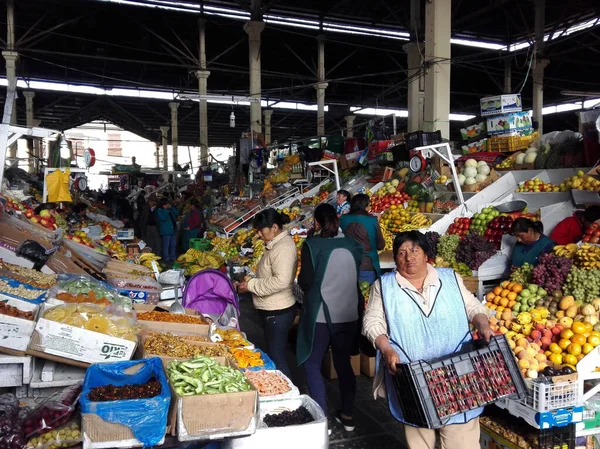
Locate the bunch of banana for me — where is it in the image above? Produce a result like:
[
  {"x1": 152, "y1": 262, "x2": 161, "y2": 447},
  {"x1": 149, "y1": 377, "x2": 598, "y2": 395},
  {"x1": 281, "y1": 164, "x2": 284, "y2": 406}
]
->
[
  {"x1": 139, "y1": 252, "x2": 162, "y2": 271},
  {"x1": 183, "y1": 251, "x2": 225, "y2": 276},
  {"x1": 381, "y1": 227, "x2": 394, "y2": 251},
  {"x1": 111, "y1": 252, "x2": 127, "y2": 261},
  {"x1": 211, "y1": 237, "x2": 232, "y2": 254},
  {"x1": 410, "y1": 213, "x2": 432, "y2": 228},
  {"x1": 574, "y1": 244, "x2": 600, "y2": 269},
  {"x1": 553, "y1": 243, "x2": 579, "y2": 259}
]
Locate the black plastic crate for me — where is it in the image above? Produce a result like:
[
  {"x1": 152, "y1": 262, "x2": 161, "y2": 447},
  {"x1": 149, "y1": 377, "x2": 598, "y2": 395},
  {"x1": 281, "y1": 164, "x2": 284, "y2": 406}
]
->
[
  {"x1": 406, "y1": 130, "x2": 443, "y2": 150},
  {"x1": 538, "y1": 424, "x2": 575, "y2": 449},
  {"x1": 391, "y1": 335, "x2": 526, "y2": 429}
]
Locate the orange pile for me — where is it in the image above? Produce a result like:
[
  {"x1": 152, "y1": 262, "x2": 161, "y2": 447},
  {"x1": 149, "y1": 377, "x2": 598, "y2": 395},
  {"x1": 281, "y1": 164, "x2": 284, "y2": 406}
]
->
[
  {"x1": 485, "y1": 281, "x2": 523, "y2": 313},
  {"x1": 546, "y1": 320, "x2": 600, "y2": 367}
]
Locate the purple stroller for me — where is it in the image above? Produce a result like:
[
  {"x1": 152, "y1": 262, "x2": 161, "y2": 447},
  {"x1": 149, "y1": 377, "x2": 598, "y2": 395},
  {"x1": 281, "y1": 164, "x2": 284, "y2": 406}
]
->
[{"x1": 182, "y1": 269, "x2": 241, "y2": 329}]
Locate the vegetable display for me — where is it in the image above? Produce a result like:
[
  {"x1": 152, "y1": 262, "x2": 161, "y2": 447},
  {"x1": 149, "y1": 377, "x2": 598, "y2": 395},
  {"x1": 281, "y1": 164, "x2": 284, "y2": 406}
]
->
[
  {"x1": 0, "y1": 303, "x2": 33, "y2": 321},
  {"x1": 88, "y1": 378, "x2": 161, "y2": 402},
  {"x1": 23, "y1": 384, "x2": 81, "y2": 439},
  {"x1": 244, "y1": 370, "x2": 291, "y2": 396},
  {"x1": 144, "y1": 332, "x2": 232, "y2": 359},
  {"x1": 232, "y1": 349, "x2": 264, "y2": 369},
  {"x1": 531, "y1": 254, "x2": 572, "y2": 292},
  {"x1": 263, "y1": 407, "x2": 314, "y2": 427},
  {"x1": 136, "y1": 311, "x2": 207, "y2": 325},
  {"x1": 167, "y1": 356, "x2": 251, "y2": 396},
  {"x1": 456, "y1": 233, "x2": 496, "y2": 270}
]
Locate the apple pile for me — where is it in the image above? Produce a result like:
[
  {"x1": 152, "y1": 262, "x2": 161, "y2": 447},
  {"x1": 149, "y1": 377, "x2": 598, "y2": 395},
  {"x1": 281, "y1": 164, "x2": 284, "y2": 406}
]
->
[
  {"x1": 100, "y1": 221, "x2": 118, "y2": 236},
  {"x1": 484, "y1": 215, "x2": 514, "y2": 250},
  {"x1": 30, "y1": 209, "x2": 60, "y2": 230},
  {"x1": 583, "y1": 222, "x2": 600, "y2": 244},
  {"x1": 469, "y1": 207, "x2": 500, "y2": 235},
  {"x1": 370, "y1": 191, "x2": 411, "y2": 213},
  {"x1": 65, "y1": 230, "x2": 96, "y2": 248},
  {"x1": 515, "y1": 178, "x2": 560, "y2": 193},
  {"x1": 4, "y1": 197, "x2": 34, "y2": 216},
  {"x1": 447, "y1": 217, "x2": 471, "y2": 237}
]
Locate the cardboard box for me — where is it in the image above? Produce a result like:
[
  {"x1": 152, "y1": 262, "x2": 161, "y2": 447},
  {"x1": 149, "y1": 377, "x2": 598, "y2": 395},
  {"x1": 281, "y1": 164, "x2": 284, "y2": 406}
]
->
[
  {"x1": 164, "y1": 357, "x2": 258, "y2": 441},
  {"x1": 133, "y1": 305, "x2": 210, "y2": 337},
  {"x1": 82, "y1": 414, "x2": 165, "y2": 449},
  {"x1": 0, "y1": 300, "x2": 38, "y2": 356},
  {"x1": 27, "y1": 305, "x2": 137, "y2": 368},
  {"x1": 486, "y1": 111, "x2": 532, "y2": 136},
  {"x1": 322, "y1": 349, "x2": 360, "y2": 380},
  {"x1": 360, "y1": 353, "x2": 376, "y2": 378},
  {"x1": 339, "y1": 151, "x2": 362, "y2": 170},
  {"x1": 140, "y1": 336, "x2": 225, "y2": 364},
  {"x1": 480, "y1": 94, "x2": 522, "y2": 117}
]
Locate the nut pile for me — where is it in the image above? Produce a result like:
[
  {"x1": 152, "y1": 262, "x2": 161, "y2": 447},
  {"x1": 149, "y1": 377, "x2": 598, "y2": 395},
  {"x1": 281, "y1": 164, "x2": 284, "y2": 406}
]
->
[
  {"x1": 137, "y1": 311, "x2": 207, "y2": 324},
  {"x1": 0, "y1": 302, "x2": 33, "y2": 320},
  {"x1": 0, "y1": 261, "x2": 57, "y2": 289},
  {"x1": 144, "y1": 332, "x2": 232, "y2": 359},
  {"x1": 0, "y1": 279, "x2": 44, "y2": 300},
  {"x1": 88, "y1": 377, "x2": 161, "y2": 401}
]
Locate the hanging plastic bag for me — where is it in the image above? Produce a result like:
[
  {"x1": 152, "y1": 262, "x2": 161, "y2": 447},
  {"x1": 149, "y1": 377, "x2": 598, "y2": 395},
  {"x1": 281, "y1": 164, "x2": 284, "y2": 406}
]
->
[
  {"x1": 47, "y1": 274, "x2": 132, "y2": 310},
  {"x1": 16, "y1": 240, "x2": 55, "y2": 271},
  {"x1": 46, "y1": 170, "x2": 72, "y2": 203},
  {"x1": 80, "y1": 358, "x2": 171, "y2": 448},
  {"x1": 25, "y1": 419, "x2": 81, "y2": 449},
  {"x1": 23, "y1": 384, "x2": 82, "y2": 440}
]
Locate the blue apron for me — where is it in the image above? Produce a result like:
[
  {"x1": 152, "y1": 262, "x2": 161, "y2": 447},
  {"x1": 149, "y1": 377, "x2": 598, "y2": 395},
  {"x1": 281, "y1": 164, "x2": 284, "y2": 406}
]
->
[{"x1": 377, "y1": 269, "x2": 483, "y2": 427}]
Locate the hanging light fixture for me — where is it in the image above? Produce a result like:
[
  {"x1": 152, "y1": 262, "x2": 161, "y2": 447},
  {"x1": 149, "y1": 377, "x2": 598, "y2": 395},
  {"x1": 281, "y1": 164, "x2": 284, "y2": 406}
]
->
[
  {"x1": 229, "y1": 111, "x2": 236, "y2": 128},
  {"x1": 59, "y1": 135, "x2": 70, "y2": 159}
]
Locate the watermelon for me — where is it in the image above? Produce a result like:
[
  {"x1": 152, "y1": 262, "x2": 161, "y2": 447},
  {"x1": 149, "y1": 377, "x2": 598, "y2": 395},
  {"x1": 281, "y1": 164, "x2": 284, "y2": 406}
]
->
[{"x1": 405, "y1": 182, "x2": 422, "y2": 197}]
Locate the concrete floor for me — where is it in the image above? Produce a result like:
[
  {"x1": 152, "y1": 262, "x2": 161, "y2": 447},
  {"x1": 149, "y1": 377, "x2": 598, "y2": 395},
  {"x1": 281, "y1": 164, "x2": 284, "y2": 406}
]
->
[{"x1": 238, "y1": 297, "x2": 409, "y2": 449}]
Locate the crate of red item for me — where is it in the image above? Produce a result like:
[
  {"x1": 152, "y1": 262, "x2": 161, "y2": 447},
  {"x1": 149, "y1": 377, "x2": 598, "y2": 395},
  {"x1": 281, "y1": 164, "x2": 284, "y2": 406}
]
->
[{"x1": 391, "y1": 335, "x2": 526, "y2": 429}]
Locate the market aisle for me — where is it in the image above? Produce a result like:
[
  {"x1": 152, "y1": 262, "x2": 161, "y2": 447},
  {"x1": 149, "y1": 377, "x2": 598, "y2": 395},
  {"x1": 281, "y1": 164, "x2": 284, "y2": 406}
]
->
[{"x1": 238, "y1": 296, "x2": 408, "y2": 449}]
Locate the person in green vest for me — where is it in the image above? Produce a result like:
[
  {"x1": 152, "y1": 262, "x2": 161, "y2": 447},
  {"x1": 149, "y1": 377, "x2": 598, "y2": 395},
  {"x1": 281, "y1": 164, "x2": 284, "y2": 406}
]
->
[
  {"x1": 340, "y1": 193, "x2": 385, "y2": 285},
  {"x1": 297, "y1": 203, "x2": 363, "y2": 433},
  {"x1": 510, "y1": 218, "x2": 556, "y2": 268}
]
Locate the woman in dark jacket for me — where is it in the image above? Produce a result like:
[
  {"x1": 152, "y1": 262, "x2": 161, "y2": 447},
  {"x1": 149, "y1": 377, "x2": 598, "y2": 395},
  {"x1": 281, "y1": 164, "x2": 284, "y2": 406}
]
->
[
  {"x1": 182, "y1": 199, "x2": 207, "y2": 251},
  {"x1": 140, "y1": 197, "x2": 161, "y2": 256}
]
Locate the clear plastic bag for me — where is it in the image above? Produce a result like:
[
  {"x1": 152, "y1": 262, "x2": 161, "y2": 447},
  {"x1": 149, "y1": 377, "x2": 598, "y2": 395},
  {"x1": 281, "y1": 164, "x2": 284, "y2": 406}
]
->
[
  {"x1": 48, "y1": 275, "x2": 132, "y2": 310},
  {"x1": 0, "y1": 393, "x2": 30, "y2": 449},
  {"x1": 25, "y1": 420, "x2": 81, "y2": 449},
  {"x1": 22, "y1": 384, "x2": 82, "y2": 440}
]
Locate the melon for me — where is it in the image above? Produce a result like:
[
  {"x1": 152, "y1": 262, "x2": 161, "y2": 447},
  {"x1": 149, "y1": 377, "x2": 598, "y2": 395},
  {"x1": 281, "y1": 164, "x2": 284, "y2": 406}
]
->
[
  {"x1": 465, "y1": 159, "x2": 478, "y2": 168},
  {"x1": 405, "y1": 182, "x2": 422, "y2": 196},
  {"x1": 515, "y1": 153, "x2": 526, "y2": 164},
  {"x1": 477, "y1": 165, "x2": 491, "y2": 176},
  {"x1": 477, "y1": 160, "x2": 488, "y2": 167},
  {"x1": 458, "y1": 174, "x2": 466, "y2": 186},
  {"x1": 464, "y1": 166, "x2": 478, "y2": 178},
  {"x1": 465, "y1": 177, "x2": 477, "y2": 185},
  {"x1": 524, "y1": 152, "x2": 538, "y2": 164},
  {"x1": 475, "y1": 174, "x2": 487, "y2": 183},
  {"x1": 525, "y1": 147, "x2": 538, "y2": 155}
]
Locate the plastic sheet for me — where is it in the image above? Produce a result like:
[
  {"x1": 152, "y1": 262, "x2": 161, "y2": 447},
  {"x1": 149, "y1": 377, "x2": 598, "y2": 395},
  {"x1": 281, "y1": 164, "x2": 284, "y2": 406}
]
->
[{"x1": 80, "y1": 358, "x2": 171, "y2": 448}]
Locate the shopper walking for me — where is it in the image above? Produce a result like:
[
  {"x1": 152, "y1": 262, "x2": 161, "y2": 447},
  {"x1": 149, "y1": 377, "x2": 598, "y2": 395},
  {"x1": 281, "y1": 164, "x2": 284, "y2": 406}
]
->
[
  {"x1": 182, "y1": 199, "x2": 207, "y2": 252},
  {"x1": 363, "y1": 231, "x2": 494, "y2": 449},
  {"x1": 140, "y1": 197, "x2": 161, "y2": 256},
  {"x1": 340, "y1": 193, "x2": 384, "y2": 285},
  {"x1": 297, "y1": 203, "x2": 363, "y2": 431},
  {"x1": 156, "y1": 198, "x2": 179, "y2": 265},
  {"x1": 236, "y1": 209, "x2": 297, "y2": 379}
]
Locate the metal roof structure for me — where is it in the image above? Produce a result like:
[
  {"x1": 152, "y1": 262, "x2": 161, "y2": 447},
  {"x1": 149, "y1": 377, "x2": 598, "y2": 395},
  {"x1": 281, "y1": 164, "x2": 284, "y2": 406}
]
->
[{"x1": 2, "y1": 0, "x2": 599, "y2": 146}]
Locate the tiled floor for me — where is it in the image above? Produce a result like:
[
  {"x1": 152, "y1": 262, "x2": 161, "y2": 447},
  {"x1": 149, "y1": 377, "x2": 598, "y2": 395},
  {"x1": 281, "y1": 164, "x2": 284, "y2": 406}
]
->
[{"x1": 238, "y1": 297, "x2": 409, "y2": 449}]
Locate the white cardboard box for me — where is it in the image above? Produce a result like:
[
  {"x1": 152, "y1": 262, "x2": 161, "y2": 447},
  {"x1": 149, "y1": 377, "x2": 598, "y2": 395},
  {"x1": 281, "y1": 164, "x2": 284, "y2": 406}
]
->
[
  {"x1": 0, "y1": 299, "x2": 38, "y2": 355},
  {"x1": 28, "y1": 306, "x2": 136, "y2": 367}
]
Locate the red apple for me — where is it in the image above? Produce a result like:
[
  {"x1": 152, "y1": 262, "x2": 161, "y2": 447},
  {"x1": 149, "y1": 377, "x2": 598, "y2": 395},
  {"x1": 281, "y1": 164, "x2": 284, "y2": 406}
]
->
[{"x1": 25, "y1": 210, "x2": 34, "y2": 219}]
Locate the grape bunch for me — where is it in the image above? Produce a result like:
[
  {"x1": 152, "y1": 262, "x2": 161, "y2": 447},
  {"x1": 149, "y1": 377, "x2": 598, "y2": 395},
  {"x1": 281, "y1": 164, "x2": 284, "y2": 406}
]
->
[
  {"x1": 424, "y1": 232, "x2": 440, "y2": 259},
  {"x1": 437, "y1": 235, "x2": 460, "y2": 265},
  {"x1": 531, "y1": 254, "x2": 572, "y2": 292},
  {"x1": 456, "y1": 233, "x2": 496, "y2": 270},
  {"x1": 509, "y1": 263, "x2": 533, "y2": 284},
  {"x1": 563, "y1": 267, "x2": 600, "y2": 303}
]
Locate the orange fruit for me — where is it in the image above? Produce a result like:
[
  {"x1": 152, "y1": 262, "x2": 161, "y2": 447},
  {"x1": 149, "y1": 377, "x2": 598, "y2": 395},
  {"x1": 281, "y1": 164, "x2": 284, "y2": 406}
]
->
[
  {"x1": 488, "y1": 304, "x2": 498, "y2": 311},
  {"x1": 486, "y1": 292, "x2": 495, "y2": 302},
  {"x1": 548, "y1": 353, "x2": 563, "y2": 365},
  {"x1": 508, "y1": 300, "x2": 517, "y2": 308},
  {"x1": 558, "y1": 339, "x2": 571, "y2": 350},
  {"x1": 507, "y1": 282, "x2": 515, "y2": 291},
  {"x1": 563, "y1": 354, "x2": 578, "y2": 366},
  {"x1": 512, "y1": 284, "x2": 523, "y2": 294},
  {"x1": 500, "y1": 298, "x2": 509, "y2": 308},
  {"x1": 572, "y1": 322, "x2": 587, "y2": 334},
  {"x1": 497, "y1": 306, "x2": 505, "y2": 313},
  {"x1": 561, "y1": 329, "x2": 574, "y2": 340},
  {"x1": 567, "y1": 343, "x2": 582, "y2": 356},
  {"x1": 549, "y1": 343, "x2": 562, "y2": 354},
  {"x1": 507, "y1": 292, "x2": 518, "y2": 301},
  {"x1": 501, "y1": 281, "x2": 510, "y2": 288},
  {"x1": 591, "y1": 331, "x2": 600, "y2": 338},
  {"x1": 501, "y1": 289, "x2": 511, "y2": 298},
  {"x1": 588, "y1": 335, "x2": 600, "y2": 347},
  {"x1": 571, "y1": 334, "x2": 587, "y2": 346},
  {"x1": 518, "y1": 359, "x2": 530, "y2": 369},
  {"x1": 493, "y1": 286, "x2": 503, "y2": 295},
  {"x1": 577, "y1": 354, "x2": 585, "y2": 361},
  {"x1": 584, "y1": 322, "x2": 594, "y2": 333},
  {"x1": 494, "y1": 296, "x2": 502, "y2": 305},
  {"x1": 582, "y1": 343, "x2": 594, "y2": 355}
]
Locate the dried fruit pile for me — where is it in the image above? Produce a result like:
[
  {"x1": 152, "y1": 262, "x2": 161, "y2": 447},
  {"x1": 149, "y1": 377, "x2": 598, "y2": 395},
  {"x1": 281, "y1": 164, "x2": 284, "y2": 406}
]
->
[
  {"x1": 144, "y1": 333, "x2": 232, "y2": 360},
  {"x1": 0, "y1": 302, "x2": 33, "y2": 320},
  {"x1": 263, "y1": 407, "x2": 313, "y2": 427},
  {"x1": 244, "y1": 370, "x2": 291, "y2": 396},
  {"x1": 88, "y1": 378, "x2": 161, "y2": 402},
  {"x1": 232, "y1": 348, "x2": 264, "y2": 369},
  {"x1": 55, "y1": 292, "x2": 110, "y2": 306},
  {"x1": 136, "y1": 311, "x2": 207, "y2": 324}
]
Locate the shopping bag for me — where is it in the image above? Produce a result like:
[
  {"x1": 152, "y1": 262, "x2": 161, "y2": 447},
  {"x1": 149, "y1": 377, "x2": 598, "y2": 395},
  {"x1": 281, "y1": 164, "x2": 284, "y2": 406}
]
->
[{"x1": 46, "y1": 169, "x2": 72, "y2": 203}]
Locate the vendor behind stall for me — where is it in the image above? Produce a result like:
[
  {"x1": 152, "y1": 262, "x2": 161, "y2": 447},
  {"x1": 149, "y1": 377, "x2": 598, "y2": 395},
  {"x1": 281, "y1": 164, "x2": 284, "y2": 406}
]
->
[
  {"x1": 549, "y1": 205, "x2": 600, "y2": 245},
  {"x1": 511, "y1": 218, "x2": 556, "y2": 267},
  {"x1": 182, "y1": 199, "x2": 206, "y2": 252},
  {"x1": 336, "y1": 190, "x2": 352, "y2": 216}
]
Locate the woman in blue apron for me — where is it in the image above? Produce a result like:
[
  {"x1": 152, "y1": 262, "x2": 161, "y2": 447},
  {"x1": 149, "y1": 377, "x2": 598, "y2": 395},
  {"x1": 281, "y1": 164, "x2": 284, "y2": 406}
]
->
[{"x1": 510, "y1": 218, "x2": 556, "y2": 268}]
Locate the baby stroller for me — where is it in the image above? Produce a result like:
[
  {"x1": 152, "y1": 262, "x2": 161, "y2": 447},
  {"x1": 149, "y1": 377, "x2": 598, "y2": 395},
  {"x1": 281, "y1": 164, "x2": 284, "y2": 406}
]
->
[{"x1": 182, "y1": 269, "x2": 241, "y2": 329}]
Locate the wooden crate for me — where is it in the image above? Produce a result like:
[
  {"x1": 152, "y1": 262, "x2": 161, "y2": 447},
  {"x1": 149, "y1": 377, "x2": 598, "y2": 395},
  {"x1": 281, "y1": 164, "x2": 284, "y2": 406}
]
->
[{"x1": 463, "y1": 276, "x2": 479, "y2": 295}]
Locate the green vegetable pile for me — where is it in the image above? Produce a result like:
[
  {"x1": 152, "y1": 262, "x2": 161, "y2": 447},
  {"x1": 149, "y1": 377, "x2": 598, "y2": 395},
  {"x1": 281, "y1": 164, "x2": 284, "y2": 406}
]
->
[{"x1": 167, "y1": 356, "x2": 251, "y2": 396}]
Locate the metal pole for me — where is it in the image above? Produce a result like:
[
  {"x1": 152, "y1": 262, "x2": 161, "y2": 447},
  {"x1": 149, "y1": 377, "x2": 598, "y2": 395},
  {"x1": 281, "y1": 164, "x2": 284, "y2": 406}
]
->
[
  {"x1": 315, "y1": 36, "x2": 327, "y2": 136},
  {"x1": 160, "y1": 126, "x2": 169, "y2": 171},
  {"x1": 504, "y1": 59, "x2": 512, "y2": 94},
  {"x1": 4, "y1": 0, "x2": 18, "y2": 160},
  {"x1": 169, "y1": 102, "x2": 179, "y2": 169},
  {"x1": 197, "y1": 18, "x2": 210, "y2": 166},
  {"x1": 24, "y1": 91, "x2": 35, "y2": 172},
  {"x1": 245, "y1": 20, "x2": 265, "y2": 134}
]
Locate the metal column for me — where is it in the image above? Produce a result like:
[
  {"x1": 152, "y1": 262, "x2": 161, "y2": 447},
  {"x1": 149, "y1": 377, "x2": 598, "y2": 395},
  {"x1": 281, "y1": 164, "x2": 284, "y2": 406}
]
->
[
  {"x1": 532, "y1": 0, "x2": 548, "y2": 133},
  {"x1": 404, "y1": 42, "x2": 425, "y2": 132},
  {"x1": 3, "y1": 0, "x2": 17, "y2": 160},
  {"x1": 345, "y1": 115, "x2": 355, "y2": 138},
  {"x1": 169, "y1": 102, "x2": 179, "y2": 169},
  {"x1": 24, "y1": 91, "x2": 35, "y2": 172},
  {"x1": 160, "y1": 126, "x2": 169, "y2": 171},
  {"x1": 504, "y1": 59, "x2": 512, "y2": 94},
  {"x1": 263, "y1": 109, "x2": 273, "y2": 145},
  {"x1": 197, "y1": 18, "x2": 210, "y2": 166},
  {"x1": 245, "y1": 21, "x2": 265, "y2": 134},
  {"x1": 315, "y1": 36, "x2": 327, "y2": 136},
  {"x1": 423, "y1": 0, "x2": 451, "y2": 139}
]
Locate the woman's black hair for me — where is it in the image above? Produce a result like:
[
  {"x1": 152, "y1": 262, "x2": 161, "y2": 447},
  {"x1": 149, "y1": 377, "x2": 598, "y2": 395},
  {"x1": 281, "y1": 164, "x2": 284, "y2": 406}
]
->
[
  {"x1": 73, "y1": 203, "x2": 88, "y2": 214},
  {"x1": 337, "y1": 190, "x2": 351, "y2": 202},
  {"x1": 158, "y1": 198, "x2": 169, "y2": 208},
  {"x1": 511, "y1": 217, "x2": 544, "y2": 235},
  {"x1": 253, "y1": 208, "x2": 290, "y2": 230},
  {"x1": 314, "y1": 203, "x2": 339, "y2": 238},
  {"x1": 584, "y1": 205, "x2": 600, "y2": 223},
  {"x1": 392, "y1": 231, "x2": 433, "y2": 260},
  {"x1": 349, "y1": 194, "x2": 370, "y2": 215},
  {"x1": 190, "y1": 199, "x2": 201, "y2": 209}
]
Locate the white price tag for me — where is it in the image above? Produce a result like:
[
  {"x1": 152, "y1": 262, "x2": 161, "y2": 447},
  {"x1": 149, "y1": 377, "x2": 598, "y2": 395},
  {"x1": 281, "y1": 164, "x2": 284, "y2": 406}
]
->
[{"x1": 150, "y1": 260, "x2": 161, "y2": 281}]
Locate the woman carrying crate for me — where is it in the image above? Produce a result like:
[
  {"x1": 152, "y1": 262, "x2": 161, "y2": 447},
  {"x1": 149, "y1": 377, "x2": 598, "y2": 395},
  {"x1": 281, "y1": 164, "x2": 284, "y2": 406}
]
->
[{"x1": 362, "y1": 231, "x2": 495, "y2": 449}]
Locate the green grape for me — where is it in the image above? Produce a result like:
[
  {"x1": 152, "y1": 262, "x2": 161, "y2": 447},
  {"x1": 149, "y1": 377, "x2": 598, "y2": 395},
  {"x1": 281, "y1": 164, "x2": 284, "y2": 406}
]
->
[{"x1": 437, "y1": 235, "x2": 460, "y2": 266}]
